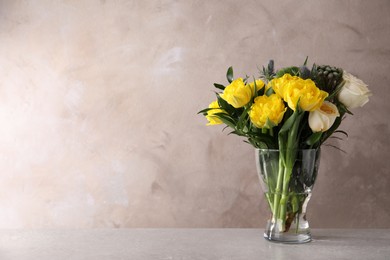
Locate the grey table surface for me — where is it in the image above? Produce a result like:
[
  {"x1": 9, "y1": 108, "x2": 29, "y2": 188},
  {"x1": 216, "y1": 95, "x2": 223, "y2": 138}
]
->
[{"x1": 0, "y1": 229, "x2": 389, "y2": 260}]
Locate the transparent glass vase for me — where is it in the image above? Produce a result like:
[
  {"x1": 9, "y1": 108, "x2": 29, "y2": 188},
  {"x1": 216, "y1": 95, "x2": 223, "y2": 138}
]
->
[{"x1": 255, "y1": 148, "x2": 321, "y2": 243}]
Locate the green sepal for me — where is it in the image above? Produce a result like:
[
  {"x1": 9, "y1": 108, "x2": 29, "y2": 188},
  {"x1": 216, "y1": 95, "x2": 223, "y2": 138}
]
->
[{"x1": 338, "y1": 102, "x2": 353, "y2": 115}]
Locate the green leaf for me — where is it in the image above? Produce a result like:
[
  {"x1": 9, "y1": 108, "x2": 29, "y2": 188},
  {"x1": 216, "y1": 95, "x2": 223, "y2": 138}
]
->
[
  {"x1": 257, "y1": 86, "x2": 265, "y2": 96},
  {"x1": 264, "y1": 117, "x2": 276, "y2": 129},
  {"x1": 329, "y1": 136, "x2": 344, "y2": 141},
  {"x1": 278, "y1": 109, "x2": 298, "y2": 165},
  {"x1": 305, "y1": 132, "x2": 322, "y2": 146},
  {"x1": 275, "y1": 66, "x2": 299, "y2": 78},
  {"x1": 334, "y1": 130, "x2": 348, "y2": 138},
  {"x1": 278, "y1": 109, "x2": 299, "y2": 136},
  {"x1": 213, "y1": 83, "x2": 225, "y2": 91},
  {"x1": 303, "y1": 56, "x2": 308, "y2": 66},
  {"x1": 277, "y1": 105, "x2": 304, "y2": 167},
  {"x1": 252, "y1": 77, "x2": 258, "y2": 98},
  {"x1": 226, "y1": 66, "x2": 234, "y2": 83},
  {"x1": 285, "y1": 111, "x2": 304, "y2": 167},
  {"x1": 237, "y1": 106, "x2": 250, "y2": 131},
  {"x1": 320, "y1": 113, "x2": 344, "y2": 144},
  {"x1": 197, "y1": 107, "x2": 213, "y2": 115},
  {"x1": 216, "y1": 95, "x2": 236, "y2": 115},
  {"x1": 228, "y1": 130, "x2": 240, "y2": 136},
  {"x1": 247, "y1": 134, "x2": 275, "y2": 148},
  {"x1": 324, "y1": 144, "x2": 347, "y2": 154},
  {"x1": 265, "y1": 87, "x2": 275, "y2": 96},
  {"x1": 338, "y1": 102, "x2": 353, "y2": 115},
  {"x1": 214, "y1": 112, "x2": 236, "y2": 128},
  {"x1": 326, "y1": 80, "x2": 345, "y2": 101}
]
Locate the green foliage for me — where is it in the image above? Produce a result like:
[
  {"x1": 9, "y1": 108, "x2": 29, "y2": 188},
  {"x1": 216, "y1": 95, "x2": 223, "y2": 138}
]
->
[
  {"x1": 199, "y1": 59, "x2": 359, "y2": 151},
  {"x1": 275, "y1": 66, "x2": 299, "y2": 78}
]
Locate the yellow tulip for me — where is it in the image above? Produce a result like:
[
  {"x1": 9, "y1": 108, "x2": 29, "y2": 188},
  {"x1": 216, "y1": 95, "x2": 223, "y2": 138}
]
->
[
  {"x1": 249, "y1": 94, "x2": 286, "y2": 128},
  {"x1": 206, "y1": 100, "x2": 224, "y2": 125},
  {"x1": 270, "y1": 74, "x2": 328, "y2": 111},
  {"x1": 221, "y1": 78, "x2": 252, "y2": 108},
  {"x1": 269, "y1": 74, "x2": 291, "y2": 98},
  {"x1": 248, "y1": 79, "x2": 265, "y2": 94}
]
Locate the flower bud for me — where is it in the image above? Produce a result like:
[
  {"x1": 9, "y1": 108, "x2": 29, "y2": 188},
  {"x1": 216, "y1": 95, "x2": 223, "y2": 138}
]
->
[{"x1": 309, "y1": 101, "x2": 340, "y2": 132}]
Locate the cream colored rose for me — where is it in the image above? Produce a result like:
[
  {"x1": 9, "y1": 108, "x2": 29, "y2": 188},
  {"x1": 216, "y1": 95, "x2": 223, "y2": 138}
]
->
[
  {"x1": 309, "y1": 101, "x2": 340, "y2": 132},
  {"x1": 338, "y1": 71, "x2": 371, "y2": 109}
]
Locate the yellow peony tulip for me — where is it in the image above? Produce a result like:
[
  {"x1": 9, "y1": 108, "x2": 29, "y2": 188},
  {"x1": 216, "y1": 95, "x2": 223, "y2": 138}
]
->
[
  {"x1": 269, "y1": 74, "x2": 291, "y2": 98},
  {"x1": 248, "y1": 79, "x2": 265, "y2": 94},
  {"x1": 206, "y1": 100, "x2": 224, "y2": 125},
  {"x1": 221, "y1": 78, "x2": 252, "y2": 108},
  {"x1": 249, "y1": 94, "x2": 286, "y2": 128},
  {"x1": 270, "y1": 74, "x2": 328, "y2": 111}
]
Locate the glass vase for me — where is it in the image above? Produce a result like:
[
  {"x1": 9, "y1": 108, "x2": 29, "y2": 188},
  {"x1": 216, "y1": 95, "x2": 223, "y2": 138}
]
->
[{"x1": 255, "y1": 148, "x2": 321, "y2": 244}]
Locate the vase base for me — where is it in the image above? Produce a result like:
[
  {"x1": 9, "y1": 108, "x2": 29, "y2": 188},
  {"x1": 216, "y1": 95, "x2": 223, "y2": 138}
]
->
[{"x1": 263, "y1": 232, "x2": 312, "y2": 244}]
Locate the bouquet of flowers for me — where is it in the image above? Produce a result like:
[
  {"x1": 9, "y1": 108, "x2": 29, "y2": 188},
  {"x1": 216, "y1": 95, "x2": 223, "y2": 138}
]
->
[{"x1": 199, "y1": 59, "x2": 371, "y2": 238}]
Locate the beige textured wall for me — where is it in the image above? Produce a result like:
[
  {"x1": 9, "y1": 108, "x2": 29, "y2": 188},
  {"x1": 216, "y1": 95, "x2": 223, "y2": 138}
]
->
[{"x1": 0, "y1": 0, "x2": 389, "y2": 228}]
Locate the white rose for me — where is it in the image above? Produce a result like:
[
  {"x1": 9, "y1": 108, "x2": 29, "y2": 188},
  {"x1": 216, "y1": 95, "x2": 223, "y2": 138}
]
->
[
  {"x1": 309, "y1": 101, "x2": 340, "y2": 132},
  {"x1": 338, "y1": 71, "x2": 371, "y2": 109}
]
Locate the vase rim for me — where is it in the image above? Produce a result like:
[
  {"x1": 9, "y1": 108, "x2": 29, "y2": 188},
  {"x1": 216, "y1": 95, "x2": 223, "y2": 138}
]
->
[{"x1": 255, "y1": 148, "x2": 320, "y2": 152}]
